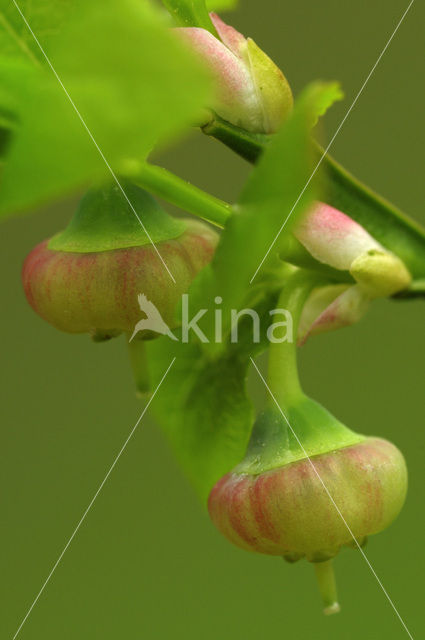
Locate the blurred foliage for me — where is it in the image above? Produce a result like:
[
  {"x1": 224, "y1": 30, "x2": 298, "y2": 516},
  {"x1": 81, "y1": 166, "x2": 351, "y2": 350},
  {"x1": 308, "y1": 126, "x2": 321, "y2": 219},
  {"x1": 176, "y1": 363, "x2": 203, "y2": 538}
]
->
[{"x1": 0, "y1": 0, "x2": 212, "y2": 215}]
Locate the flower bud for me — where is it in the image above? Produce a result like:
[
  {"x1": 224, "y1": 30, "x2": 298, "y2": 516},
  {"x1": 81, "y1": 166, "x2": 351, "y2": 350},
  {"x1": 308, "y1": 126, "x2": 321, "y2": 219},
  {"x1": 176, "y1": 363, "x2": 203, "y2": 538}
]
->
[
  {"x1": 294, "y1": 202, "x2": 411, "y2": 341},
  {"x1": 295, "y1": 202, "x2": 411, "y2": 291},
  {"x1": 298, "y1": 284, "x2": 370, "y2": 344},
  {"x1": 208, "y1": 401, "x2": 407, "y2": 562},
  {"x1": 209, "y1": 436, "x2": 407, "y2": 562},
  {"x1": 176, "y1": 13, "x2": 293, "y2": 133},
  {"x1": 22, "y1": 183, "x2": 218, "y2": 339},
  {"x1": 295, "y1": 202, "x2": 382, "y2": 271}
]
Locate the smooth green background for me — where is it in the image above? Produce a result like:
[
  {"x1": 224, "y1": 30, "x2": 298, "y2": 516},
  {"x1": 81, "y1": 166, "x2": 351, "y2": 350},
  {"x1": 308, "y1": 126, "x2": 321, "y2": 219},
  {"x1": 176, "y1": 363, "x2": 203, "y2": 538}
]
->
[{"x1": 1, "y1": 1, "x2": 424, "y2": 638}]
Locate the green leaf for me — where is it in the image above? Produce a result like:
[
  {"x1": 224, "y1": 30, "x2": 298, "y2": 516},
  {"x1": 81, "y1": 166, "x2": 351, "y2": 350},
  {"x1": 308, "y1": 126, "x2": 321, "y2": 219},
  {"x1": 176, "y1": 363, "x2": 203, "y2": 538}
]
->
[
  {"x1": 147, "y1": 338, "x2": 253, "y2": 502},
  {"x1": 0, "y1": 0, "x2": 74, "y2": 132},
  {"x1": 146, "y1": 288, "x2": 280, "y2": 501},
  {"x1": 206, "y1": 0, "x2": 239, "y2": 11},
  {"x1": 0, "y1": 0, "x2": 72, "y2": 65},
  {"x1": 161, "y1": 0, "x2": 217, "y2": 34},
  {"x1": 310, "y1": 81, "x2": 344, "y2": 127},
  {"x1": 183, "y1": 83, "x2": 336, "y2": 347},
  {"x1": 0, "y1": 0, "x2": 212, "y2": 217},
  {"x1": 0, "y1": 56, "x2": 30, "y2": 129}
]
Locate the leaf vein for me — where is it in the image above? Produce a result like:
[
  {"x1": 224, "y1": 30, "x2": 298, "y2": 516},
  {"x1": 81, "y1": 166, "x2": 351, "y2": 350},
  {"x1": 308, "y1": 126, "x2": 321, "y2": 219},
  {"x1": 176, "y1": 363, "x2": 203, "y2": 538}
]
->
[{"x1": 0, "y1": 9, "x2": 39, "y2": 65}]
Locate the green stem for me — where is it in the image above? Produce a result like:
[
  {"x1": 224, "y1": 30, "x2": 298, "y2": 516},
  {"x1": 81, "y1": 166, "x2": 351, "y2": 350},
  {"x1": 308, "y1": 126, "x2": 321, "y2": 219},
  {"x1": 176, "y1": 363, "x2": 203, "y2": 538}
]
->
[
  {"x1": 128, "y1": 338, "x2": 150, "y2": 396},
  {"x1": 130, "y1": 162, "x2": 231, "y2": 228},
  {"x1": 202, "y1": 116, "x2": 425, "y2": 285},
  {"x1": 267, "y1": 270, "x2": 319, "y2": 408},
  {"x1": 202, "y1": 114, "x2": 268, "y2": 163},
  {"x1": 314, "y1": 560, "x2": 340, "y2": 615}
]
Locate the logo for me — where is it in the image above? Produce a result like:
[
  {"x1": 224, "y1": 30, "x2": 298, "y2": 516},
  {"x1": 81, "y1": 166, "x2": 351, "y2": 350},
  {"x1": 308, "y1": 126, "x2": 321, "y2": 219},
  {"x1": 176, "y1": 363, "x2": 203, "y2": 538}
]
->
[
  {"x1": 130, "y1": 293, "x2": 293, "y2": 344},
  {"x1": 129, "y1": 294, "x2": 178, "y2": 342}
]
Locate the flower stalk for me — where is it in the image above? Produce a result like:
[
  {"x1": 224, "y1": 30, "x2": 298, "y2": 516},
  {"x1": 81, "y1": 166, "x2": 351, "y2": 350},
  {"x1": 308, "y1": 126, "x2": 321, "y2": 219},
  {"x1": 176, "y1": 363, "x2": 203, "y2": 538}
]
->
[
  {"x1": 266, "y1": 270, "x2": 318, "y2": 407},
  {"x1": 314, "y1": 560, "x2": 340, "y2": 615},
  {"x1": 128, "y1": 338, "x2": 150, "y2": 395},
  {"x1": 131, "y1": 162, "x2": 231, "y2": 228}
]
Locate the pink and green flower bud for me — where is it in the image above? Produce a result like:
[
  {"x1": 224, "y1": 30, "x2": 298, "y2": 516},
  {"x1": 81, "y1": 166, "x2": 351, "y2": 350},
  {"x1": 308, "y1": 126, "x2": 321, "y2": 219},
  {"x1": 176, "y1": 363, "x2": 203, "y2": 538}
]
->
[
  {"x1": 295, "y1": 202, "x2": 411, "y2": 293},
  {"x1": 298, "y1": 284, "x2": 370, "y2": 344},
  {"x1": 176, "y1": 13, "x2": 293, "y2": 133},
  {"x1": 208, "y1": 400, "x2": 407, "y2": 613},
  {"x1": 209, "y1": 436, "x2": 407, "y2": 562},
  {"x1": 295, "y1": 202, "x2": 382, "y2": 271},
  {"x1": 22, "y1": 183, "x2": 218, "y2": 339},
  {"x1": 293, "y1": 202, "x2": 411, "y2": 340}
]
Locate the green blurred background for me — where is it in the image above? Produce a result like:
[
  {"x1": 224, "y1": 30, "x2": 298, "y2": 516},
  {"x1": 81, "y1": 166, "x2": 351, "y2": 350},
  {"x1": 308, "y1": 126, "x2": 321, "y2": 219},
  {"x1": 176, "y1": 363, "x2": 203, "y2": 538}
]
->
[{"x1": 1, "y1": 0, "x2": 424, "y2": 638}]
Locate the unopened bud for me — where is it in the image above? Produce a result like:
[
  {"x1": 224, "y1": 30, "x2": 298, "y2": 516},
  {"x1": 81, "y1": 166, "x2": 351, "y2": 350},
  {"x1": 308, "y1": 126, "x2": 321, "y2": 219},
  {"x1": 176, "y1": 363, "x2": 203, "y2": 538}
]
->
[
  {"x1": 295, "y1": 202, "x2": 383, "y2": 271},
  {"x1": 298, "y1": 284, "x2": 370, "y2": 344},
  {"x1": 176, "y1": 13, "x2": 293, "y2": 133}
]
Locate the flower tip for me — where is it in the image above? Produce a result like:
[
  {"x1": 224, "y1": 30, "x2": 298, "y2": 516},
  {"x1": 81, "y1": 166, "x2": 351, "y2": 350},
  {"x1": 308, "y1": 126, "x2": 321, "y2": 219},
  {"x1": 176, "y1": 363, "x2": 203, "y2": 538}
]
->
[
  {"x1": 350, "y1": 250, "x2": 412, "y2": 297},
  {"x1": 324, "y1": 602, "x2": 341, "y2": 616},
  {"x1": 246, "y1": 37, "x2": 294, "y2": 132},
  {"x1": 209, "y1": 12, "x2": 246, "y2": 56}
]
